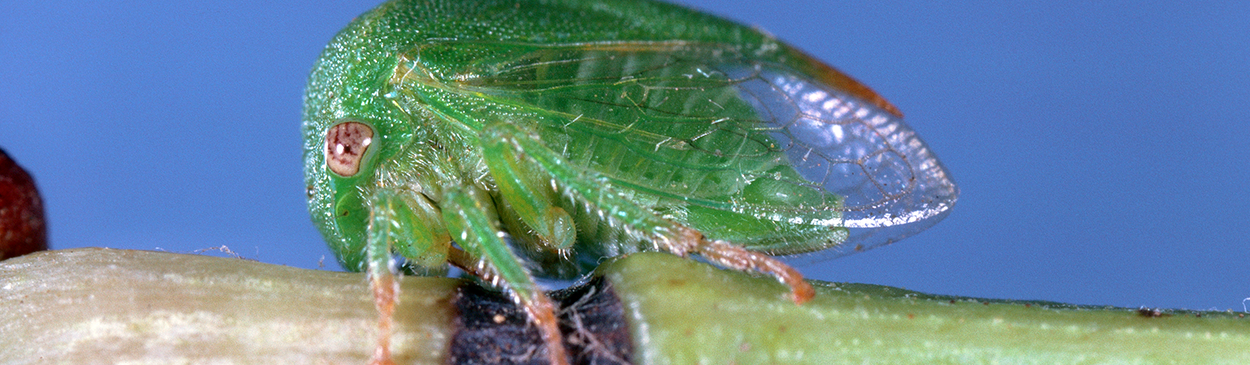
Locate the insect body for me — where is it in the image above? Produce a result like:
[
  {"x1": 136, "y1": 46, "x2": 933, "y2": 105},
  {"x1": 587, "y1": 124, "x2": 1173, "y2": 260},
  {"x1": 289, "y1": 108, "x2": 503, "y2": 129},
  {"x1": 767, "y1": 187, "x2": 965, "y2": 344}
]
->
[{"x1": 303, "y1": 0, "x2": 957, "y2": 363}]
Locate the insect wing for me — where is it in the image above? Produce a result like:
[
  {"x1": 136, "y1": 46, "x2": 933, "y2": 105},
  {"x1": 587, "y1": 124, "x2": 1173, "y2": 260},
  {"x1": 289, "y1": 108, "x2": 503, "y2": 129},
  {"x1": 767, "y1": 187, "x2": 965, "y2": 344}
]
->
[{"x1": 402, "y1": 41, "x2": 957, "y2": 257}]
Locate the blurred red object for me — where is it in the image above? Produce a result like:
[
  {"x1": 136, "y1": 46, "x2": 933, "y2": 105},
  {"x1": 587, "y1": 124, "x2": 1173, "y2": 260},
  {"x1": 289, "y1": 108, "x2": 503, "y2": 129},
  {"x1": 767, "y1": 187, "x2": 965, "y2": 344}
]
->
[{"x1": 0, "y1": 148, "x2": 47, "y2": 259}]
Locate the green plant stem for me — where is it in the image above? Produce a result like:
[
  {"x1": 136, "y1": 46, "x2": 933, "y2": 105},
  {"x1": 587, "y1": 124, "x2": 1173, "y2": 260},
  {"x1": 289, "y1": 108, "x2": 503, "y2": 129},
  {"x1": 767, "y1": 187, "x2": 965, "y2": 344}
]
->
[
  {"x1": 0, "y1": 248, "x2": 458, "y2": 364},
  {"x1": 606, "y1": 253, "x2": 1250, "y2": 364},
  {"x1": 2, "y1": 248, "x2": 1248, "y2": 364}
]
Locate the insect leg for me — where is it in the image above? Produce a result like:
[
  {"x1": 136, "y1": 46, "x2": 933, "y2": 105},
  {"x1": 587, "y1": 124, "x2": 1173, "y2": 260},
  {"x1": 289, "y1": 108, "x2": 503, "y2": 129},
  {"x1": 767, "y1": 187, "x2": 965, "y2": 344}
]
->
[
  {"x1": 362, "y1": 190, "x2": 403, "y2": 365},
  {"x1": 692, "y1": 239, "x2": 815, "y2": 304},
  {"x1": 482, "y1": 121, "x2": 815, "y2": 304},
  {"x1": 440, "y1": 187, "x2": 569, "y2": 365},
  {"x1": 387, "y1": 192, "x2": 453, "y2": 272},
  {"x1": 362, "y1": 189, "x2": 456, "y2": 365},
  {"x1": 481, "y1": 122, "x2": 685, "y2": 243},
  {"x1": 481, "y1": 134, "x2": 576, "y2": 251}
]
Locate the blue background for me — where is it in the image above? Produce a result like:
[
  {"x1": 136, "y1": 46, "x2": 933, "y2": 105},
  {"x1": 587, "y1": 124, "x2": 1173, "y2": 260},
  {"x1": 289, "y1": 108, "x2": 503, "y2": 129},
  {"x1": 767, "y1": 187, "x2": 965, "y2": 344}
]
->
[{"x1": 3, "y1": 1, "x2": 1247, "y2": 311}]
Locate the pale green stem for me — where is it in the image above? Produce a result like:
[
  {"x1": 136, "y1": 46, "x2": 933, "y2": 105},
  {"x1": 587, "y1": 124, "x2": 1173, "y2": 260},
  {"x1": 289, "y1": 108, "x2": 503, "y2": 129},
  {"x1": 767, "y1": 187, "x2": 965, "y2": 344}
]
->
[{"x1": 1, "y1": 248, "x2": 1247, "y2": 364}]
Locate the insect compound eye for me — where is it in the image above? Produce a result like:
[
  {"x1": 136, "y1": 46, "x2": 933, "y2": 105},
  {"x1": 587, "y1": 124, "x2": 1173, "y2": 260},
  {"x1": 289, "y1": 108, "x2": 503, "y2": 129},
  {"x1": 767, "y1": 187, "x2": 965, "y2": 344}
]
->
[{"x1": 324, "y1": 121, "x2": 374, "y2": 177}]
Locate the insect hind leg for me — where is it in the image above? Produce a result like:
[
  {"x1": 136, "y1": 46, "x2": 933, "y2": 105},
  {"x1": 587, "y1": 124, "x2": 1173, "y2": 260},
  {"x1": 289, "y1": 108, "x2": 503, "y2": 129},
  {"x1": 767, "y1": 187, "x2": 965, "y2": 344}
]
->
[{"x1": 687, "y1": 231, "x2": 815, "y2": 304}]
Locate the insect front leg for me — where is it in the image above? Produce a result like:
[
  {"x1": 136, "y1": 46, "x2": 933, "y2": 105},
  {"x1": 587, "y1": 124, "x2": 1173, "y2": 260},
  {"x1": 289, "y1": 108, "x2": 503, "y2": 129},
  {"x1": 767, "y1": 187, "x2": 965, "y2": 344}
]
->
[
  {"x1": 481, "y1": 121, "x2": 815, "y2": 304},
  {"x1": 439, "y1": 187, "x2": 570, "y2": 365},
  {"x1": 363, "y1": 188, "x2": 453, "y2": 365}
]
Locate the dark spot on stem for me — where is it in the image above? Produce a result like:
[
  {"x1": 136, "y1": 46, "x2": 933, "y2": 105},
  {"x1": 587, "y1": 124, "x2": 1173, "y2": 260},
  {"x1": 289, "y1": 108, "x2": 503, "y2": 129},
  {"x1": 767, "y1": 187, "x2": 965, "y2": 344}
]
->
[
  {"x1": 1137, "y1": 307, "x2": 1169, "y2": 318},
  {"x1": 449, "y1": 277, "x2": 632, "y2": 365},
  {"x1": 553, "y1": 277, "x2": 632, "y2": 365},
  {"x1": 450, "y1": 283, "x2": 548, "y2": 365}
]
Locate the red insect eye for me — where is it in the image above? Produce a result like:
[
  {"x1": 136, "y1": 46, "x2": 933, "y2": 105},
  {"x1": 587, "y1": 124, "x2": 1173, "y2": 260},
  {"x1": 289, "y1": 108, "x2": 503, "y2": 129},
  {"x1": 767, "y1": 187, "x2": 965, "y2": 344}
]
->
[{"x1": 325, "y1": 121, "x2": 374, "y2": 176}]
